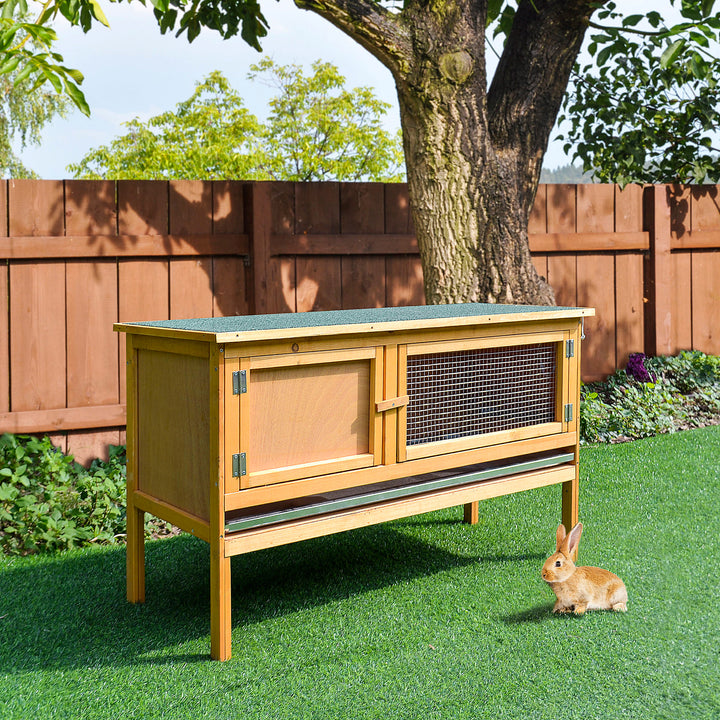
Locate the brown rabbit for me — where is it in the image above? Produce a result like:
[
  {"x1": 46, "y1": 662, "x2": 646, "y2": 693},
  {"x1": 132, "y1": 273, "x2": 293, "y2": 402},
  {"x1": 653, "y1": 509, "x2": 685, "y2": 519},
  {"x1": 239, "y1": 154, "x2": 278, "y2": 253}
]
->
[{"x1": 541, "y1": 523, "x2": 627, "y2": 614}]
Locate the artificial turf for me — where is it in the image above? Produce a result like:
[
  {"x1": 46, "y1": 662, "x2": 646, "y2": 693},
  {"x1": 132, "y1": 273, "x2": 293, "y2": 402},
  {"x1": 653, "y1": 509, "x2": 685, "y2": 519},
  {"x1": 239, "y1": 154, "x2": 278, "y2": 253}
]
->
[{"x1": 1, "y1": 425, "x2": 719, "y2": 719}]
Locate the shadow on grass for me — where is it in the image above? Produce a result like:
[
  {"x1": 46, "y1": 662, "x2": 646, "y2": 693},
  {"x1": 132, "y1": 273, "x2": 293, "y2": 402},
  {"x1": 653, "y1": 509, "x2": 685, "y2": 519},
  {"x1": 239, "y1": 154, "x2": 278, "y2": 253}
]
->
[
  {"x1": 0, "y1": 521, "x2": 493, "y2": 672},
  {"x1": 500, "y1": 603, "x2": 556, "y2": 624}
]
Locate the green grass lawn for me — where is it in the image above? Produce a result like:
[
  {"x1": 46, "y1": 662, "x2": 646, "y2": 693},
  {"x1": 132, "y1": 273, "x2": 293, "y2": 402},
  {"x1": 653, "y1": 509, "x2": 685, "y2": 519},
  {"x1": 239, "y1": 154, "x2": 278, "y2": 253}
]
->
[{"x1": 1, "y1": 426, "x2": 719, "y2": 720}]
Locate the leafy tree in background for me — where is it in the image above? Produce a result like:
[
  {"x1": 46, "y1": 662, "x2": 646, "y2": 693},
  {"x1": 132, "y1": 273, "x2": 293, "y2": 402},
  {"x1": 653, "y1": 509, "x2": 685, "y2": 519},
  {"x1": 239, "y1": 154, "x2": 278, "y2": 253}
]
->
[
  {"x1": 2, "y1": 0, "x2": 720, "y2": 304},
  {"x1": 68, "y1": 60, "x2": 404, "y2": 181},
  {"x1": 560, "y1": 3, "x2": 720, "y2": 185},
  {"x1": 249, "y1": 58, "x2": 404, "y2": 181},
  {"x1": 68, "y1": 71, "x2": 264, "y2": 179}
]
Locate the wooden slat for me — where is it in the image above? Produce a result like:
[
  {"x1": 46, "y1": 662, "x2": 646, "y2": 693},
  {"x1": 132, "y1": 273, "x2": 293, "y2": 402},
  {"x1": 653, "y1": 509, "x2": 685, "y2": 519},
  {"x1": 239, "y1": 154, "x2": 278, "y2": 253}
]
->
[
  {"x1": 212, "y1": 257, "x2": 250, "y2": 317},
  {"x1": 118, "y1": 260, "x2": 170, "y2": 401},
  {"x1": 66, "y1": 429, "x2": 123, "y2": 467},
  {"x1": 529, "y1": 184, "x2": 547, "y2": 234},
  {"x1": 577, "y1": 255, "x2": 616, "y2": 379},
  {"x1": 546, "y1": 184, "x2": 576, "y2": 234},
  {"x1": 547, "y1": 255, "x2": 577, "y2": 308},
  {"x1": 271, "y1": 233, "x2": 417, "y2": 255},
  {"x1": 0, "y1": 403, "x2": 126, "y2": 433},
  {"x1": 670, "y1": 253, "x2": 692, "y2": 353},
  {"x1": 691, "y1": 250, "x2": 720, "y2": 354},
  {"x1": 341, "y1": 182, "x2": 385, "y2": 234},
  {"x1": 66, "y1": 260, "x2": 119, "y2": 407},
  {"x1": 295, "y1": 182, "x2": 342, "y2": 312},
  {"x1": 9, "y1": 266, "x2": 66, "y2": 412},
  {"x1": 65, "y1": 179, "x2": 117, "y2": 235},
  {"x1": 0, "y1": 233, "x2": 250, "y2": 259},
  {"x1": 342, "y1": 256, "x2": 386, "y2": 309},
  {"x1": 118, "y1": 180, "x2": 168, "y2": 235},
  {"x1": 671, "y1": 230, "x2": 720, "y2": 249},
  {"x1": 386, "y1": 256, "x2": 424, "y2": 307},
  {"x1": 213, "y1": 181, "x2": 249, "y2": 317},
  {"x1": 577, "y1": 184, "x2": 615, "y2": 233},
  {"x1": 0, "y1": 260, "x2": 8, "y2": 413},
  {"x1": 529, "y1": 231, "x2": 648, "y2": 253},
  {"x1": 690, "y1": 185, "x2": 720, "y2": 231},
  {"x1": 267, "y1": 182, "x2": 296, "y2": 313},
  {"x1": 0, "y1": 180, "x2": 8, "y2": 413},
  {"x1": 614, "y1": 184, "x2": 645, "y2": 367},
  {"x1": 170, "y1": 258, "x2": 214, "y2": 319}
]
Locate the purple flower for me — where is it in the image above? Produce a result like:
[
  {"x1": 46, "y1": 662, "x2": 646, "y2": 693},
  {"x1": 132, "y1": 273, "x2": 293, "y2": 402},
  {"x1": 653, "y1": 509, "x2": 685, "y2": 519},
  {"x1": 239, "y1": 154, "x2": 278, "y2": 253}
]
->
[{"x1": 626, "y1": 353, "x2": 655, "y2": 383}]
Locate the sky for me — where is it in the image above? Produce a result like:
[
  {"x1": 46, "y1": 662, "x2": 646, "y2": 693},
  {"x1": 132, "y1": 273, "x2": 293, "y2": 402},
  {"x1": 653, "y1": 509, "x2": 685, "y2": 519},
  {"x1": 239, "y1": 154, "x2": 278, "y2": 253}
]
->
[{"x1": 20, "y1": 0, "x2": 578, "y2": 178}]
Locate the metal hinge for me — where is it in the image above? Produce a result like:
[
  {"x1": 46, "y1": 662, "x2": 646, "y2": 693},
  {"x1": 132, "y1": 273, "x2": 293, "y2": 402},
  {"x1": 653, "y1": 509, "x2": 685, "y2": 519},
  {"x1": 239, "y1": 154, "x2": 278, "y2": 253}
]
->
[
  {"x1": 232, "y1": 453, "x2": 246, "y2": 477},
  {"x1": 564, "y1": 403, "x2": 574, "y2": 423},
  {"x1": 232, "y1": 370, "x2": 247, "y2": 394},
  {"x1": 566, "y1": 339, "x2": 575, "y2": 358}
]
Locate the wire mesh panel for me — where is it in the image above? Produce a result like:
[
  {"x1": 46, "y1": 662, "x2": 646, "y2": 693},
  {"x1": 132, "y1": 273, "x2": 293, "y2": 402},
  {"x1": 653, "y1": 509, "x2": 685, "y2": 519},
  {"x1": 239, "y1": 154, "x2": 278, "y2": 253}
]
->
[{"x1": 406, "y1": 343, "x2": 557, "y2": 446}]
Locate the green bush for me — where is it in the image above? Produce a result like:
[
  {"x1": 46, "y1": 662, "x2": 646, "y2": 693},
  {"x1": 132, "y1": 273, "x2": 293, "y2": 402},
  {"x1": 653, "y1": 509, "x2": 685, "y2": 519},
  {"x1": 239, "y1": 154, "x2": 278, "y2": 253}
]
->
[
  {"x1": 0, "y1": 434, "x2": 171, "y2": 556},
  {"x1": 580, "y1": 351, "x2": 720, "y2": 444}
]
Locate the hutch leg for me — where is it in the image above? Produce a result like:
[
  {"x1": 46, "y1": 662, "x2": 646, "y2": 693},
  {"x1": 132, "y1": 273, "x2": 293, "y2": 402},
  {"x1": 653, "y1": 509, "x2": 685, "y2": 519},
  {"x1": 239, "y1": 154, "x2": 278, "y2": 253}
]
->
[
  {"x1": 463, "y1": 501, "x2": 479, "y2": 525},
  {"x1": 126, "y1": 503, "x2": 146, "y2": 603},
  {"x1": 210, "y1": 546, "x2": 233, "y2": 661}
]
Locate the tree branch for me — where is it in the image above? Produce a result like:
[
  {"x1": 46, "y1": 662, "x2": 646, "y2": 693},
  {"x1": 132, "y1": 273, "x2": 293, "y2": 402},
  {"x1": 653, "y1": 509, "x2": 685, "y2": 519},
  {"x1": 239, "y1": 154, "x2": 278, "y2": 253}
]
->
[
  {"x1": 487, "y1": 0, "x2": 600, "y2": 166},
  {"x1": 293, "y1": 0, "x2": 411, "y2": 80}
]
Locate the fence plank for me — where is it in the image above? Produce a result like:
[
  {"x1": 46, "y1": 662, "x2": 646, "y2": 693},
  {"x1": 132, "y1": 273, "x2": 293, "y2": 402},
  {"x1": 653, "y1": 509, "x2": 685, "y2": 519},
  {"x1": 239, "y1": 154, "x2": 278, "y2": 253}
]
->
[
  {"x1": 0, "y1": 260, "x2": 8, "y2": 413},
  {"x1": 691, "y1": 251, "x2": 720, "y2": 354},
  {"x1": 118, "y1": 260, "x2": 170, "y2": 401},
  {"x1": 67, "y1": 260, "x2": 119, "y2": 407},
  {"x1": 386, "y1": 256, "x2": 424, "y2": 306},
  {"x1": 547, "y1": 255, "x2": 577, "y2": 308},
  {"x1": 546, "y1": 184, "x2": 576, "y2": 233},
  {"x1": 8, "y1": 180, "x2": 66, "y2": 413},
  {"x1": 0, "y1": 181, "x2": 7, "y2": 413},
  {"x1": 10, "y1": 263, "x2": 66, "y2": 411},
  {"x1": 212, "y1": 181, "x2": 249, "y2": 317},
  {"x1": 671, "y1": 253, "x2": 693, "y2": 353},
  {"x1": 118, "y1": 180, "x2": 168, "y2": 236},
  {"x1": 341, "y1": 183, "x2": 385, "y2": 308},
  {"x1": 614, "y1": 184, "x2": 645, "y2": 367},
  {"x1": 690, "y1": 185, "x2": 720, "y2": 230},
  {"x1": 343, "y1": 256, "x2": 387, "y2": 309},
  {"x1": 267, "y1": 182, "x2": 295, "y2": 313},
  {"x1": 577, "y1": 255, "x2": 616, "y2": 380},
  {"x1": 295, "y1": 183, "x2": 342, "y2": 311},
  {"x1": 577, "y1": 184, "x2": 614, "y2": 234},
  {"x1": 65, "y1": 179, "x2": 117, "y2": 235},
  {"x1": 529, "y1": 184, "x2": 547, "y2": 234},
  {"x1": 169, "y1": 181, "x2": 214, "y2": 319},
  {"x1": 65, "y1": 180, "x2": 120, "y2": 411}
]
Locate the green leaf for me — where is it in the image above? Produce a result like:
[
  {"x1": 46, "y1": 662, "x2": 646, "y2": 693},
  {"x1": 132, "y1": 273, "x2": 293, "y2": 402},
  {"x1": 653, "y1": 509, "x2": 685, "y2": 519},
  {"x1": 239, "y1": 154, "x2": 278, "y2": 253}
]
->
[
  {"x1": 64, "y1": 78, "x2": 91, "y2": 116},
  {"x1": 660, "y1": 39, "x2": 685, "y2": 69},
  {"x1": 88, "y1": 0, "x2": 109, "y2": 27}
]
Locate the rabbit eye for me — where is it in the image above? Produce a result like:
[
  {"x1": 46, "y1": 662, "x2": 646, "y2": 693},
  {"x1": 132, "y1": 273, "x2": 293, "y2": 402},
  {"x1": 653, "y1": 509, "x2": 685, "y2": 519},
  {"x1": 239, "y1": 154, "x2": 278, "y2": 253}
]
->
[{"x1": 555, "y1": 560, "x2": 561, "y2": 567}]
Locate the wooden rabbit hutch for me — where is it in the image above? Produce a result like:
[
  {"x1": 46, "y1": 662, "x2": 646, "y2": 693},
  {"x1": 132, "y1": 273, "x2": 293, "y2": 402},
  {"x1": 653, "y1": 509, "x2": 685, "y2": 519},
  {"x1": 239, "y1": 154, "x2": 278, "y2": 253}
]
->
[{"x1": 115, "y1": 302, "x2": 593, "y2": 660}]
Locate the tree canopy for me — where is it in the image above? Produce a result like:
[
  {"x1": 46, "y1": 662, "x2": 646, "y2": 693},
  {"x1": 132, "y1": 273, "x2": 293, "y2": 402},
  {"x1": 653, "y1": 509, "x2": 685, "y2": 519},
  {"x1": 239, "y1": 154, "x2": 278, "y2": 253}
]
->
[
  {"x1": 560, "y1": 1, "x2": 720, "y2": 184},
  {"x1": 68, "y1": 60, "x2": 405, "y2": 181}
]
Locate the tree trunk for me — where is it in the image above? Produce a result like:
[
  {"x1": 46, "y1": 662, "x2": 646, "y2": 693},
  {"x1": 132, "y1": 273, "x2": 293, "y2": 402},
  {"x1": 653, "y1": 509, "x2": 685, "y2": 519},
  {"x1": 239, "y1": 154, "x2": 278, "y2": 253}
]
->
[
  {"x1": 295, "y1": 0, "x2": 598, "y2": 306},
  {"x1": 397, "y1": 82, "x2": 554, "y2": 305}
]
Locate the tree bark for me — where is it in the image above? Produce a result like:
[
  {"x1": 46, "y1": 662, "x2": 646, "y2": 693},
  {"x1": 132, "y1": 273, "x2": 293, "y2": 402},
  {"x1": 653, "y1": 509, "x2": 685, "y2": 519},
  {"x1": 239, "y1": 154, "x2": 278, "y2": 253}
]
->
[{"x1": 295, "y1": 0, "x2": 600, "y2": 305}]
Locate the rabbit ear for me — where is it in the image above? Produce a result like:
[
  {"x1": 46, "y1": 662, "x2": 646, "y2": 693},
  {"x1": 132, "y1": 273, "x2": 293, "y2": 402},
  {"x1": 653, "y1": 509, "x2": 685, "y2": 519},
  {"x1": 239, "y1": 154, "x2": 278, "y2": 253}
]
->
[
  {"x1": 556, "y1": 523, "x2": 567, "y2": 550},
  {"x1": 567, "y1": 523, "x2": 583, "y2": 555}
]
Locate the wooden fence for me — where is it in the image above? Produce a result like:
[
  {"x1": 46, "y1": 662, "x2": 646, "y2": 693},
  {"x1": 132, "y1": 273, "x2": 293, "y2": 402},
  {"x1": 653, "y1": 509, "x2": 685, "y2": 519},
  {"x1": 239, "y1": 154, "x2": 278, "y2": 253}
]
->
[{"x1": 0, "y1": 179, "x2": 718, "y2": 464}]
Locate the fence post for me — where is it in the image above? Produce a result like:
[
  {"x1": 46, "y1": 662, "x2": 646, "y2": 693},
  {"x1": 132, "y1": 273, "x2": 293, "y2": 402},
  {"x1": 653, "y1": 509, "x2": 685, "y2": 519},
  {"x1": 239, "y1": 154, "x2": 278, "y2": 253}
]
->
[
  {"x1": 245, "y1": 182, "x2": 272, "y2": 315},
  {"x1": 644, "y1": 185, "x2": 673, "y2": 357}
]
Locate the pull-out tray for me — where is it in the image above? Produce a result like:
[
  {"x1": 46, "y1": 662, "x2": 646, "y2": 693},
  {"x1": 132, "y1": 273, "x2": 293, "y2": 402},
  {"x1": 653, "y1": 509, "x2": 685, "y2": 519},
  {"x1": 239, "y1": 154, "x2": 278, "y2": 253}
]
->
[{"x1": 225, "y1": 451, "x2": 574, "y2": 533}]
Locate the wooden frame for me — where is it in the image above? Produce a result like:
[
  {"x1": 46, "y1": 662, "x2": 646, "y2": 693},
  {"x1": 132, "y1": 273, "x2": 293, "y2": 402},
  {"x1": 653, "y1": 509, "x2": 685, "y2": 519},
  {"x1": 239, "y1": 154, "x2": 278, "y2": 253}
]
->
[{"x1": 115, "y1": 302, "x2": 593, "y2": 661}]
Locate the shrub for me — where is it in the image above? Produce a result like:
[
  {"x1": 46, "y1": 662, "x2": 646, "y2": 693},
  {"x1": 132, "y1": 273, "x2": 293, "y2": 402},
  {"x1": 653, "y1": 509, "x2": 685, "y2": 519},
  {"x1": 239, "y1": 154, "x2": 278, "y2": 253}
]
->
[
  {"x1": 0, "y1": 434, "x2": 171, "y2": 556},
  {"x1": 580, "y1": 351, "x2": 720, "y2": 444}
]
